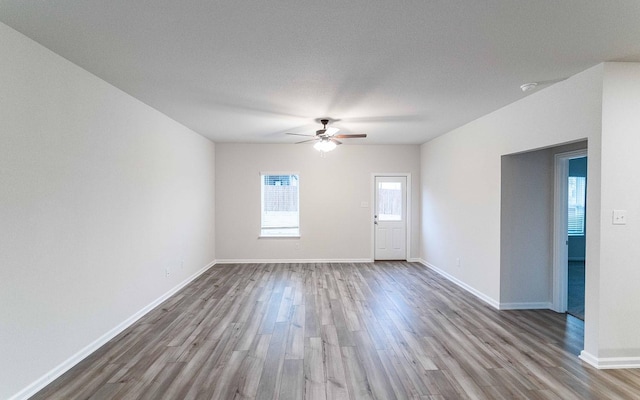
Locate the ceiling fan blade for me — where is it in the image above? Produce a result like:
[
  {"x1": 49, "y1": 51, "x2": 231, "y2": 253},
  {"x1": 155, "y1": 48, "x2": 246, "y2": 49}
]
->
[
  {"x1": 325, "y1": 127, "x2": 340, "y2": 136},
  {"x1": 294, "y1": 138, "x2": 318, "y2": 144},
  {"x1": 285, "y1": 132, "x2": 314, "y2": 137},
  {"x1": 334, "y1": 134, "x2": 367, "y2": 138},
  {"x1": 330, "y1": 138, "x2": 343, "y2": 145}
]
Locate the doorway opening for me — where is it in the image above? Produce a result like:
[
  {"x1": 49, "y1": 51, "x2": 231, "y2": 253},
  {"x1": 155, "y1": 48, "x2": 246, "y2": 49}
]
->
[
  {"x1": 553, "y1": 150, "x2": 587, "y2": 317},
  {"x1": 567, "y1": 156, "x2": 587, "y2": 320}
]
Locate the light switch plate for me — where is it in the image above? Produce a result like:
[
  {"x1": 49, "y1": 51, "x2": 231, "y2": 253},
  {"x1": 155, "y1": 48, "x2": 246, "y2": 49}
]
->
[
  {"x1": 360, "y1": 201, "x2": 369, "y2": 208},
  {"x1": 613, "y1": 209, "x2": 627, "y2": 225}
]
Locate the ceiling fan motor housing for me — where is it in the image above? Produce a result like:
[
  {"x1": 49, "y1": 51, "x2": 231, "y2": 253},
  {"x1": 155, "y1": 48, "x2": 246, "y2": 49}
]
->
[{"x1": 316, "y1": 119, "x2": 330, "y2": 136}]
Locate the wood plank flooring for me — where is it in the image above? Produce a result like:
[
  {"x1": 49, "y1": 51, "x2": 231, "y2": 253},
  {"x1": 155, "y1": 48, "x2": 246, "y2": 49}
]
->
[
  {"x1": 567, "y1": 261, "x2": 585, "y2": 320},
  {"x1": 33, "y1": 262, "x2": 640, "y2": 399}
]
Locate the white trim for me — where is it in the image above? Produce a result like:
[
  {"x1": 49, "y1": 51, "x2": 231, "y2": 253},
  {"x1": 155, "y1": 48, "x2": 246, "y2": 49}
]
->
[
  {"x1": 579, "y1": 351, "x2": 640, "y2": 369},
  {"x1": 499, "y1": 302, "x2": 553, "y2": 310},
  {"x1": 259, "y1": 171, "x2": 301, "y2": 175},
  {"x1": 215, "y1": 258, "x2": 373, "y2": 264},
  {"x1": 258, "y1": 235, "x2": 301, "y2": 239},
  {"x1": 419, "y1": 259, "x2": 500, "y2": 309},
  {"x1": 371, "y1": 173, "x2": 412, "y2": 261},
  {"x1": 552, "y1": 149, "x2": 587, "y2": 313},
  {"x1": 579, "y1": 351, "x2": 599, "y2": 368},
  {"x1": 9, "y1": 260, "x2": 216, "y2": 400}
]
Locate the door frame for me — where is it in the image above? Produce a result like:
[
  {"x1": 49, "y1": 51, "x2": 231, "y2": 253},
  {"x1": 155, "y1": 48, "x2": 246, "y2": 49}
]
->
[
  {"x1": 552, "y1": 149, "x2": 587, "y2": 313},
  {"x1": 371, "y1": 173, "x2": 411, "y2": 261}
]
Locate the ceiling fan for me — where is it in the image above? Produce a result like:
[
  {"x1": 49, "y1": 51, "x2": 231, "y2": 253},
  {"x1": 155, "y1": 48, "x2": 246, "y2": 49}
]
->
[{"x1": 285, "y1": 119, "x2": 367, "y2": 152}]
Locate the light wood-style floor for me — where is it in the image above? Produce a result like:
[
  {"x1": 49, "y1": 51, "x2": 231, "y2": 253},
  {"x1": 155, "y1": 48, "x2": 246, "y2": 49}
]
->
[
  {"x1": 33, "y1": 262, "x2": 640, "y2": 399},
  {"x1": 567, "y1": 261, "x2": 585, "y2": 321}
]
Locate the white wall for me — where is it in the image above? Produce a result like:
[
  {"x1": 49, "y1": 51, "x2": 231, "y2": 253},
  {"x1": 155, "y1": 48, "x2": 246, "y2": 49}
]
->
[
  {"x1": 422, "y1": 61, "x2": 640, "y2": 366},
  {"x1": 216, "y1": 144, "x2": 420, "y2": 261},
  {"x1": 420, "y1": 64, "x2": 603, "y2": 304},
  {"x1": 597, "y1": 63, "x2": 640, "y2": 360},
  {"x1": 500, "y1": 148, "x2": 554, "y2": 307},
  {"x1": 0, "y1": 23, "x2": 216, "y2": 399}
]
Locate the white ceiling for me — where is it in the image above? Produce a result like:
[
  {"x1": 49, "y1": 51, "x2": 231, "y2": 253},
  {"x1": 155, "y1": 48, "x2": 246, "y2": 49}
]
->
[{"x1": 2, "y1": 1, "x2": 640, "y2": 144}]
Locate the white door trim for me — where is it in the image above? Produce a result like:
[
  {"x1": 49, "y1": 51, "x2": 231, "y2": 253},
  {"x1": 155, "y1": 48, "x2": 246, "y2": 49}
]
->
[
  {"x1": 552, "y1": 149, "x2": 587, "y2": 313},
  {"x1": 371, "y1": 173, "x2": 411, "y2": 261}
]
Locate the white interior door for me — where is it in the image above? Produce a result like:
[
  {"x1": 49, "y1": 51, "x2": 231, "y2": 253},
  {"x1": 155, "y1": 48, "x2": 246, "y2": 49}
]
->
[{"x1": 374, "y1": 176, "x2": 407, "y2": 260}]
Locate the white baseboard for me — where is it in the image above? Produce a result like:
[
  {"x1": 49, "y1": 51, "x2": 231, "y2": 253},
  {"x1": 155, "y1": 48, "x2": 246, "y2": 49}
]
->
[
  {"x1": 215, "y1": 258, "x2": 373, "y2": 264},
  {"x1": 215, "y1": 258, "x2": 423, "y2": 264},
  {"x1": 9, "y1": 260, "x2": 216, "y2": 400},
  {"x1": 580, "y1": 351, "x2": 640, "y2": 369},
  {"x1": 499, "y1": 302, "x2": 553, "y2": 310},
  {"x1": 579, "y1": 351, "x2": 599, "y2": 368},
  {"x1": 418, "y1": 259, "x2": 500, "y2": 309}
]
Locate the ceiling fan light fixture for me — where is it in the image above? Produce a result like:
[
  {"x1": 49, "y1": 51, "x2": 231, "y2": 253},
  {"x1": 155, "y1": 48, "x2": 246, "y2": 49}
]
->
[{"x1": 314, "y1": 139, "x2": 336, "y2": 152}]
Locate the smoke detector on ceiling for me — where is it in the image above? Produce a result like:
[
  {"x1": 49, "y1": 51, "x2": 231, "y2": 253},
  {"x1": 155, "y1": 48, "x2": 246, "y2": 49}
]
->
[{"x1": 520, "y1": 82, "x2": 539, "y2": 92}]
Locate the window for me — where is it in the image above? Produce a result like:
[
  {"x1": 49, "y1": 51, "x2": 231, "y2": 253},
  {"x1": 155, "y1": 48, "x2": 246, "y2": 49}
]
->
[
  {"x1": 261, "y1": 174, "x2": 299, "y2": 237},
  {"x1": 568, "y1": 176, "x2": 586, "y2": 235},
  {"x1": 377, "y1": 181, "x2": 403, "y2": 221}
]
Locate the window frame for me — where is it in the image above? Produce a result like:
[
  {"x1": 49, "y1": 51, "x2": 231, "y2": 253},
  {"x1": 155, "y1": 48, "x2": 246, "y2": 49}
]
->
[{"x1": 259, "y1": 172, "x2": 300, "y2": 238}]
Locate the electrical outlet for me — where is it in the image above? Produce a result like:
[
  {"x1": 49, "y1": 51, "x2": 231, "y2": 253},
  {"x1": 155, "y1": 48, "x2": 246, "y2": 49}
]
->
[
  {"x1": 456, "y1": 258, "x2": 461, "y2": 268},
  {"x1": 165, "y1": 267, "x2": 170, "y2": 277}
]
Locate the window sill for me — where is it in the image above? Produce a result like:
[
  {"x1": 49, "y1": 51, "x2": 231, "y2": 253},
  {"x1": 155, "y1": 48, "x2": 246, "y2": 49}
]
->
[
  {"x1": 258, "y1": 235, "x2": 301, "y2": 239},
  {"x1": 260, "y1": 228, "x2": 300, "y2": 238}
]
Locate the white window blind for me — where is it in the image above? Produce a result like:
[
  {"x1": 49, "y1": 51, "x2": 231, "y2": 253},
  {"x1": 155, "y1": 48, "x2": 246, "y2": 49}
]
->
[
  {"x1": 261, "y1": 174, "x2": 299, "y2": 236},
  {"x1": 568, "y1": 176, "x2": 586, "y2": 236}
]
